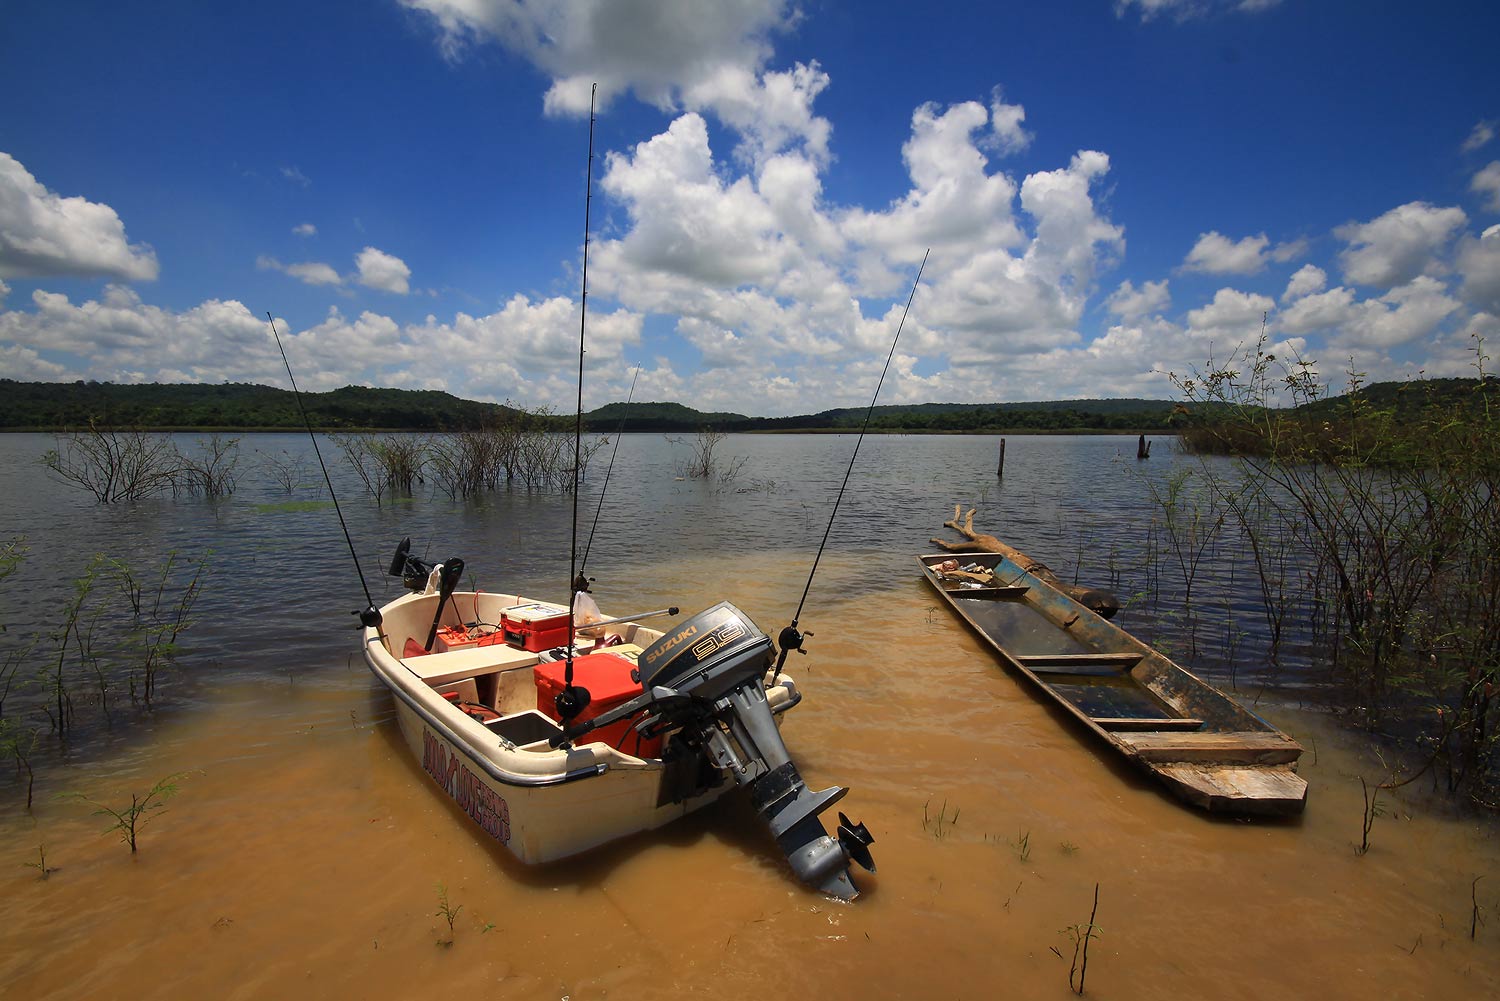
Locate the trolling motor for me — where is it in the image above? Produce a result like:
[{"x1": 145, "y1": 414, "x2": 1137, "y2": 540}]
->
[
  {"x1": 550, "y1": 601, "x2": 875, "y2": 899},
  {"x1": 384, "y1": 538, "x2": 465, "y2": 653},
  {"x1": 387, "y1": 537, "x2": 437, "y2": 592}
]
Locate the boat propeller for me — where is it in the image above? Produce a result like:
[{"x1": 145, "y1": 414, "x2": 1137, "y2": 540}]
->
[{"x1": 837, "y1": 811, "x2": 877, "y2": 873}]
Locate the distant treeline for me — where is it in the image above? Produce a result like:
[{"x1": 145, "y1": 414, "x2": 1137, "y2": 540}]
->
[
  {"x1": 0, "y1": 380, "x2": 520, "y2": 432},
  {"x1": 1179, "y1": 376, "x2": 1500, "y2": 464},
  {"x1": 0, "y1": 379, "x2": 1188, "y2": 433},
  {"x1": 751, "y1": 399, "x2": 1182, "y2": 432}
]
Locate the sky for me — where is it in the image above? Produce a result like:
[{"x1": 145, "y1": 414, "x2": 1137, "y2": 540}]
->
[{"x1": 1, "y1": 0, "x2": 1498, "y2": 417}]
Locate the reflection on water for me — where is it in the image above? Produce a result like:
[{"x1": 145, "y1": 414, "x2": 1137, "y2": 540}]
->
[{"x1": 1, "y1": 432, "x2": 1498, "y2": 999}]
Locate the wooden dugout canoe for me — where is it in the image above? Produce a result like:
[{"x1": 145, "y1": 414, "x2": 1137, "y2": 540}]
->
[{"x1": 918, "y1": 550, "x2": 1307, "y2": 815}]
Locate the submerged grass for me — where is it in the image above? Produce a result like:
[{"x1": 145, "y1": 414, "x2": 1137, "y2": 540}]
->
[
  {"x1": 922, "y1": 798, "x2": 960, "y2": 838},
  {"x1": 63, "y1": 772, "x2": 187, "y2": 854},
  {"x1": 1161, "y1": 333, "x2": 1500, "y2": 807},
  {"x1": 0, "y1": 545, "x2": 209, "y2": 807}
]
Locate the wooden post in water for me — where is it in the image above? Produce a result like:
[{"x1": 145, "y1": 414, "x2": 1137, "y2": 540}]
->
[
  {"x1": 997, "y1": 437, "x2": 1006, "y2": 477},
  {"x1": 1137, "y1": 433, "x2": 1151, "y2": 460}
]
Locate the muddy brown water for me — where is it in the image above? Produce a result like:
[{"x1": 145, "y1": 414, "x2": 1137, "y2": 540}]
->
[{"x1": 2, "y1": 434, "x2": 1497, "y2": 998}]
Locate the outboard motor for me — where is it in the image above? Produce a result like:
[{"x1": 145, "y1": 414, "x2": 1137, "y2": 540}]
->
[{"x1": 554, "y1": 601, "x2": 875, "y2": 899}]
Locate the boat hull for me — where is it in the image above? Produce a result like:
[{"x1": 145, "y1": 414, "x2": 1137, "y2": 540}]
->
[{"x1": 386, "y1": 695, "x2": 727, "y2": 864}]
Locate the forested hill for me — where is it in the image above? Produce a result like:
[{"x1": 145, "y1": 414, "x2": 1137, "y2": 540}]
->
[
  {"x1": 585, "y1": 401, "x2": 750, "y2": 431},
  {"x1": 0, "y1": 381, "x2": 518, "y2": 431},
  {"x1": 0, "y1": 379, "x2": 1184, "y2": 432},
  {"x1": 768, "y1": 399, "x2": 1180, "y2": 432}
]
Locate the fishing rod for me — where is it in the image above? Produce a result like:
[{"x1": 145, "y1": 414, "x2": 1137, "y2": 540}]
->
[
  {"x1": 773, "y1": 249, "x2": 929, "y2": 680},
  {"x1": 575, "y1": 363, "x2": 642, "y2": 591},
  {"x1": 558, "y1": 83, "x2": 599, "y2": 731},
  {"x1": 265, "y1": 312, "x2": 383, "y2": 631},
  {"x1": 580, "y1": 605, "x2": 680, "y2": 632}
]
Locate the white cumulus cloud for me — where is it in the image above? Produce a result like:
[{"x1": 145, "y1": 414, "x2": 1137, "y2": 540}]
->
[
  {"x1": 1182, "y1": 231, "x2": 1276, "y2": 275},
  {"x1": 988, "y1": 87, "x2": 1033, "y2": 157},
  {"x1": 257, "y1": 255, "x2": 343, "y2": 287},
  {"x1": 1472, "y1": 162, "x2": 1500, "y2": 213},
  {"x1": 0, "y1": 284, "x2": 646, "y2": 404},
  {"x1": 0, "y1": 342, "x2": 67, "y2": 380},
  {"x1": 1019, "y1": 150, "x2": 1124, "y2": 294},
  {"x1": 354, "y1": 246, "x2": 412, "y2": 294},
  {"x1": 1185, "y1": 287, "x2": 1275, "y2": 338},
  {"x1": 0, "y1": 285, "x2": 270, "y2": 381},
  {"x1": 258, "y1": 247, "x2": 412, "y2": 294},
  {"x1": 1280, "y1": 277, "x2": 1460, "y2": 351},
  {"x1": 681, "y1": 61, "x2": 833, "y2": 167},
  {"x1": 842, "y1": 100, "x2": 1025, "y2": 272},
  {"x1": 1106, "y1": 279, "x2": 1170, "y2": 319},
  {"x1": 1336, "y1": 201, "x2": 1467, "y2": 289},
  {"x1": 0, "y1": 152, "x2": 159, "y2": 281},
  {"x1": 403, "y1": 1, "x2": 794, "y2": 110},
  {"x1": 1114, "y1": 0, "x2": 1282, "y2": 22},
  {"x1": 1463, "y1": 121, "x2": 1497, "y2": 154},
  {"x1": 595, "y1": 113, "x2": 789, "y2": 296},
  {"x1": 1282, "y1": 263, "x2": 1327, "y2": 302},
  {"x1": 1457, "y1": 224, "x2": 1500, "y2": 315}
]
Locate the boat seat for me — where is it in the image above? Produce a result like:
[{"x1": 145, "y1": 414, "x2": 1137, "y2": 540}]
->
[
  {"x1": 1114, "y1": 731, "x2": 1303, "y2": 764},
  {"x1": 941, "y1": 584, "x2": 1031, "y2": 600},
  {"x1": 400, "y1": 643, "x2": 541, "y2": 686},
  {"x1": 1091, "y1": 716, "x2": 1204, "y2": 732},
  {"x1": 1016, "y1": 652, "x2": 1141, "y2": 676}
]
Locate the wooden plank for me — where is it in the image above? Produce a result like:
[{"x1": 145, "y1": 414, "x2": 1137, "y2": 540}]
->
[
  {"x1": 937, "y1": 583, "x2": 1031, "y2": 600},
  {"x1": 1017, "y1": 653, "x2": 1140, "y2": 674},
  {"x1": 1154, "y1": 763, "x2": 1308, "y2": 815},
  {"x1": 1028, "y1": 664, "x2": 1132, "y2": 678},
  {"x1": 1091, "y1": 717, "x2": 1204, "y2": 732},
  {"x1": 1114, "y1": 730, "x2": 1303, "y2": 764}
]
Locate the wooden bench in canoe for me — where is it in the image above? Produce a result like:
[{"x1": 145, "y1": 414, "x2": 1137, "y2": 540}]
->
[{"x1": 918, "y1": 550, "x2": 1307, "y2": 816}]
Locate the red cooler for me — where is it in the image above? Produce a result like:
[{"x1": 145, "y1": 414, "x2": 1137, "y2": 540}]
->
[
  {"x1": 534, "y1": 652, "x2": 662, "y2": 758},
  {"x1": 501, "y1": 602, "x2": 571, "y2": 652}
]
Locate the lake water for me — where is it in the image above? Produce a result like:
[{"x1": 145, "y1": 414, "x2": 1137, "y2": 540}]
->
[{"x1": 1, "y1": 431, "x2": 1496, "y2": 1000}]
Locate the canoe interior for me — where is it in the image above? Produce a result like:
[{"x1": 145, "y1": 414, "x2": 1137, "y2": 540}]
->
[{"x1": 918, "y1": 551, "x2": 1306, "y2": 814}]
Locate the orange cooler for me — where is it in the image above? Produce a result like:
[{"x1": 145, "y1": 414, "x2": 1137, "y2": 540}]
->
[{"x1": 533, "y1": 652, "x2": 661, "y2": 757}]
